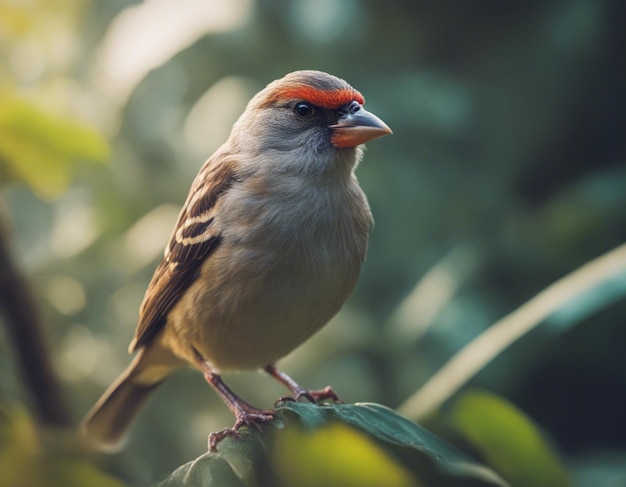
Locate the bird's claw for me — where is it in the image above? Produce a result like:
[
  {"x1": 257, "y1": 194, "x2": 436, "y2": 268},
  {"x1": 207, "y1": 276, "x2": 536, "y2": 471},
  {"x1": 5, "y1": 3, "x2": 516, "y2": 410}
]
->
[
  {"x1": 305, "y1": 386, "x2": 341, "y2": 403},
  {"x1": 275, "y1": 386, "x2": 341, "y2": 407},
  {"x1": 208, "y1": 409, "x2": 275, "y2": 451}
]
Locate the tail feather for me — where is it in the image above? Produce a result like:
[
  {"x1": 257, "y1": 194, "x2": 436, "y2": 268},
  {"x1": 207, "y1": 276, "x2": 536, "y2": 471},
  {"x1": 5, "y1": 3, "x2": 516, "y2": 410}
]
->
[{"x1": 81, "y1": 348, "x2": 171, "y2": 452}]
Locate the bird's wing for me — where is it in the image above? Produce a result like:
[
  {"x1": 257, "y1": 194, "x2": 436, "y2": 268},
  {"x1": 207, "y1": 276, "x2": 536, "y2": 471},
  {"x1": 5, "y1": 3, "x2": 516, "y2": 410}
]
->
[{"x1": 129, "y1": 158, "x2": 237, "y2": 352}]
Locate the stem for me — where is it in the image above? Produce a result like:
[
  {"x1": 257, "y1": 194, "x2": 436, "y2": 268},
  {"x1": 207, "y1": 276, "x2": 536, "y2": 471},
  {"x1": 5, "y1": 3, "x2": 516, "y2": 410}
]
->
[
  {"x1": 398, "y1": 242, "x2": 626, "y2": 420},
  {"x1": 0, "y1": 200, "x2": 71, "y2": 427}
]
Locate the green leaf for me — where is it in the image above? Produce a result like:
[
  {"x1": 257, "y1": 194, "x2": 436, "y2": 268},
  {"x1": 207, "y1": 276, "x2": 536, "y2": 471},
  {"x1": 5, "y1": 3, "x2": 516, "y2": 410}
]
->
[
  {"x1": 0, "y1": 93, "x2": 109, "y2": 199},
  {"x1": 451, "y1": 390, "x2": 572, "y2": 487},
  {"x1": 158, "y1": 402, "x2": 508, "y2": 487}
]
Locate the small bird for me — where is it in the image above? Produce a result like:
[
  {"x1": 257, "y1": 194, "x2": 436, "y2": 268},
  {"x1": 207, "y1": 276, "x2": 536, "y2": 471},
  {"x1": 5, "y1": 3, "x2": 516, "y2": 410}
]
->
[{"x1": 82, "y1": 70, "x2": 392, "y2": 451}]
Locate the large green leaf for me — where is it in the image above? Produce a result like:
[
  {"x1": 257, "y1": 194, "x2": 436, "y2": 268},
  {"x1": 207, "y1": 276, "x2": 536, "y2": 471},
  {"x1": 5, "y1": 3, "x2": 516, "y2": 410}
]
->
[
  {"x1": 450, "y1": 391, "x2": 572, "y2": 487},
  {"x1": 0, "y1": 93, "x2": 109, "y2": 199},
  {"x1": 158, "y1": 402, "x2": 508, "y2": 487}
]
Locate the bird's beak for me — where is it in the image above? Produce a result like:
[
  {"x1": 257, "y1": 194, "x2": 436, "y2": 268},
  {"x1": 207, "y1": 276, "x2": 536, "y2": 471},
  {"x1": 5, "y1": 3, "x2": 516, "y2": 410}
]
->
[{"x1": 330, "y1": 105, "x2": 392, "y2": 148}]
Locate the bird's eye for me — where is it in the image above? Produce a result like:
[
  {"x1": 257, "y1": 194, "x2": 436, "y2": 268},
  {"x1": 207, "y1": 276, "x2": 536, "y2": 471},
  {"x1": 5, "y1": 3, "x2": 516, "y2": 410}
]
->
[{"x1": 293, "y1": 102, "x2": 315, "y2": 119}]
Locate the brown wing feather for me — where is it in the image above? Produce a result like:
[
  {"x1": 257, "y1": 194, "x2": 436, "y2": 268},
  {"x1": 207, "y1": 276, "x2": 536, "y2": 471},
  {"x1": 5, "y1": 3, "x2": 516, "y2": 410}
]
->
[{"x1": 129, "y1": 158, "x2": 237, "y2": 351}]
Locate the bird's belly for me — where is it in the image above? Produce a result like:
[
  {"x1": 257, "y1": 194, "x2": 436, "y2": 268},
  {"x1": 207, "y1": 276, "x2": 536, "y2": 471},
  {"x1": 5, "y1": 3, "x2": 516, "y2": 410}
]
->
[{"x1": 165, "y1": 243, "x2": 359, "y2": 371}]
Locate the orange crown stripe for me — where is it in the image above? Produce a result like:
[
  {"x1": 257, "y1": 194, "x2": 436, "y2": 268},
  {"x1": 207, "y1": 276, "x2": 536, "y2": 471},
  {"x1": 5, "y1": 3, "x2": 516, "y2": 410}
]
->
[{"x1": 278, "y1": 85, "x2": 364, "y2": 109}]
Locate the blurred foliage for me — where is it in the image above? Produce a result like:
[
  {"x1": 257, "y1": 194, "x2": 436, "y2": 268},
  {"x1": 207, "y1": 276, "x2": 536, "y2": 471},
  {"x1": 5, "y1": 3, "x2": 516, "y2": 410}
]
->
[
  {"x1": 0, "y1": 92, "x2": 109, "y2": 199},
  {"x1": 450, "y1": 390, "x2": 571, "y2": 487},
  {"x1": 0, "y1": 0, "x2": 625, "y2": 485},
  {"x1": 0, "y1": 404, "x2": 122, "y2": 487},
  {"x1": 159, "y1": 402, "x2": 507, "y2": 487}
]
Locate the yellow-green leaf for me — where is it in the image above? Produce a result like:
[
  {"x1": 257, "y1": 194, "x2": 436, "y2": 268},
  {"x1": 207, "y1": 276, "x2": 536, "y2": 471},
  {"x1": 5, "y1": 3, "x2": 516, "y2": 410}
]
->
[
  {"x1": 451, "y1": 390, "x2": 572, "y2": 487},
  {"x1": 273, "y1": 422, "x2": 417, "y2": 487},
  {"x1": 0, "y1": 93, "x2": 109, "y2": 199}
]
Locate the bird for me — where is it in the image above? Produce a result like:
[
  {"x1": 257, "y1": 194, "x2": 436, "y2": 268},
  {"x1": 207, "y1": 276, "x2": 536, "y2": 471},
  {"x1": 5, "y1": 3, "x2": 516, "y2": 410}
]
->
[{"x1": 82, "y1": 70, "x2": 392, "y2": 451}]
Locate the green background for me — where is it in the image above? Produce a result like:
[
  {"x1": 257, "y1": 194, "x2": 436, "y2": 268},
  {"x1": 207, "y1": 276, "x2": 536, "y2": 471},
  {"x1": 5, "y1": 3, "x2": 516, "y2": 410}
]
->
[{"x1": 1, "y1": 0, "x2": 625, "y2": 485}]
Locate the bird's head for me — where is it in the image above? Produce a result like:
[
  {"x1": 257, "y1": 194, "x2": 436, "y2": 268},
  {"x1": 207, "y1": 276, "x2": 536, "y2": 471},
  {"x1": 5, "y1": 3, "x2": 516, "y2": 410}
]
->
[{"x1": 229, "y1": 70, "x2": 392, "y2": 176}]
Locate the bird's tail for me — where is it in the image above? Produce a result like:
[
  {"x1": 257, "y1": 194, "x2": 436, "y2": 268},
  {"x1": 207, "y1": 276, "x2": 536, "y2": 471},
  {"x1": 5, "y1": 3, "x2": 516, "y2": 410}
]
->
[{"x1": 81, "y1": 347, "x2": 174, "y2": 452}]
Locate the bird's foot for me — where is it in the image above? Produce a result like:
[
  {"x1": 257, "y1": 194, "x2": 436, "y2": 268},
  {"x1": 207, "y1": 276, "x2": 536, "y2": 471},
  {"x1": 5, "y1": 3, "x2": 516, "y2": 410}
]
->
[
  {"x1": 193, "y1": 353, "x2": 276, "y2": 451},
  {"x1": 277, "y1": 385, "x2": 341, "y2": 405},
  {"x1": 265, "y1": 364, "x2": 342, "y2": 406},
  {"x1": 302, "y1": 385, "x2": 341, "y2": 403},
  {"x1": 208, "y1": 405, "x2": 275, "y2": 451}
]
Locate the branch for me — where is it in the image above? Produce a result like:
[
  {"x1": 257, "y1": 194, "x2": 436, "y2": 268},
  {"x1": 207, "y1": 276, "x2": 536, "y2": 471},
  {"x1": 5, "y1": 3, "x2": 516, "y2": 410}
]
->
[
  {"x1": 0, "y1": 198, "x2": 71, "y2": 427},
  {"x1": 398, "y1": 242, "x2": 626, "y2": 420}
]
